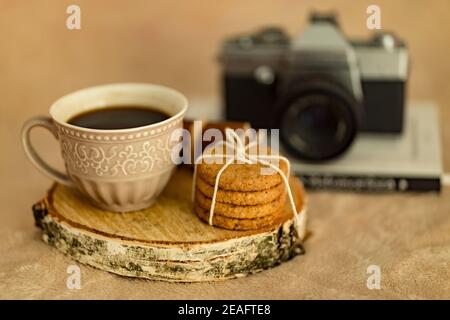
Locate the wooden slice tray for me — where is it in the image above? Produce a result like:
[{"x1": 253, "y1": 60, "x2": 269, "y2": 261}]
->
[{"x1": 32, "y1": 167, "x2": 307, "y2": 282}]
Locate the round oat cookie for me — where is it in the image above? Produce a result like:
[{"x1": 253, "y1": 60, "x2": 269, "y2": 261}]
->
[
  {"x1": 194, "y1": 205, "x2": 283, "y2": 231},
  {"x1": 197, "y1": 160, "x2": 288, "y2": 192},
  {"x1": 194, "y1": 188, "x2": 286, "y2": 219},
  {"x1": 195, "y1": 175, "x2": 285, "y2": 205}
]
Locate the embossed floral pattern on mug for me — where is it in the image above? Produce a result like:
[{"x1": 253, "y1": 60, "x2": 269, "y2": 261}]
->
[{"x1": 59, "y1": 128, "x2": 178, "y2": 178}]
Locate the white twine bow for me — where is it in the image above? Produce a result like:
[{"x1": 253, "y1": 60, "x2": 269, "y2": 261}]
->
[{"x1": 192, "y1": 129, "x2": 303, "y2": 227}]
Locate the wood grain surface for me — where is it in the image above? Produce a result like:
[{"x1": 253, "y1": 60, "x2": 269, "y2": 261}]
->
[
  {"x1": 1, "y1": 0, "x2": 450, "y2": 298},
  {"x1": 32, "y1": 168, "x2": 306, "y2": 281},
  {"x1": 43, "y1": 168, "x2": 305, "y2": 244}
]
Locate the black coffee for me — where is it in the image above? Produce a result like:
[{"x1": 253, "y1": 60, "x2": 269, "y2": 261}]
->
[{"x1": 68, "y1": 106, "x2": 170, "y2": 130}]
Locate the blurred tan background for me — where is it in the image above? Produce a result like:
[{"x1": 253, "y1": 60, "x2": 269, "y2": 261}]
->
[
  {"x1": 1, "y1": 0, "x2": 450, "y2": 179},
  {"x1": 1, "y1": 0, "x2": 450, "y2": 103},
  {"x1": 1, "y1": 0, "x2": 450, "y2": 299}
]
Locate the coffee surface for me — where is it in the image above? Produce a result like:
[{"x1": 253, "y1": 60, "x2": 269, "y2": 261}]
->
[{"x1": 68, "y1": 106, "x2": 170, "y2": 130}]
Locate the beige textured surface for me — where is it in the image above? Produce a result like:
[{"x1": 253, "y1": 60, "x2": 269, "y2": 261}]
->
[{"x1": 1, "y1": 0, "x2": 450, "y2": 299}]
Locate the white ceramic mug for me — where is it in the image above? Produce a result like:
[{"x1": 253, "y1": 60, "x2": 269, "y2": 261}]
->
[{"x1": 22, "y1": 83, "x2": 188, "y2": 212}]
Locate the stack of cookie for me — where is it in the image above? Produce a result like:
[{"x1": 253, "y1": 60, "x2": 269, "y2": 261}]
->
[{"x1": 194, "y1": 160, "x2": 289, "y2": 230}]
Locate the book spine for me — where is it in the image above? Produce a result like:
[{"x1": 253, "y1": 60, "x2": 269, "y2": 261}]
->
[{"x1": 298, "y1": 174, "x2": 441, "y2": 192}]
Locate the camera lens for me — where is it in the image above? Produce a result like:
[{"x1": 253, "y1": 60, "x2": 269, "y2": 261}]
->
[{"x1": 278, "y1": 79, "x2": 360, "y2": 161}]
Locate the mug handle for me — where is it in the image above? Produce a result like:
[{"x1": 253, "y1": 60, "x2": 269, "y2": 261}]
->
[{"x1": 21, "y1": 116, "x2": 74, "y2": 187}]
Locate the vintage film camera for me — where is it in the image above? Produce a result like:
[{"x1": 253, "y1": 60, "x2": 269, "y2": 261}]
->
[{"x1": 220, "y1": 13, "x2": 409, "y2": 161}]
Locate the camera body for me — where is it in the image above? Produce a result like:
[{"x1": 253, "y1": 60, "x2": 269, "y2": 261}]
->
[{"x1": 219, "y1": 14, "x2": 409, "y2": 161}]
